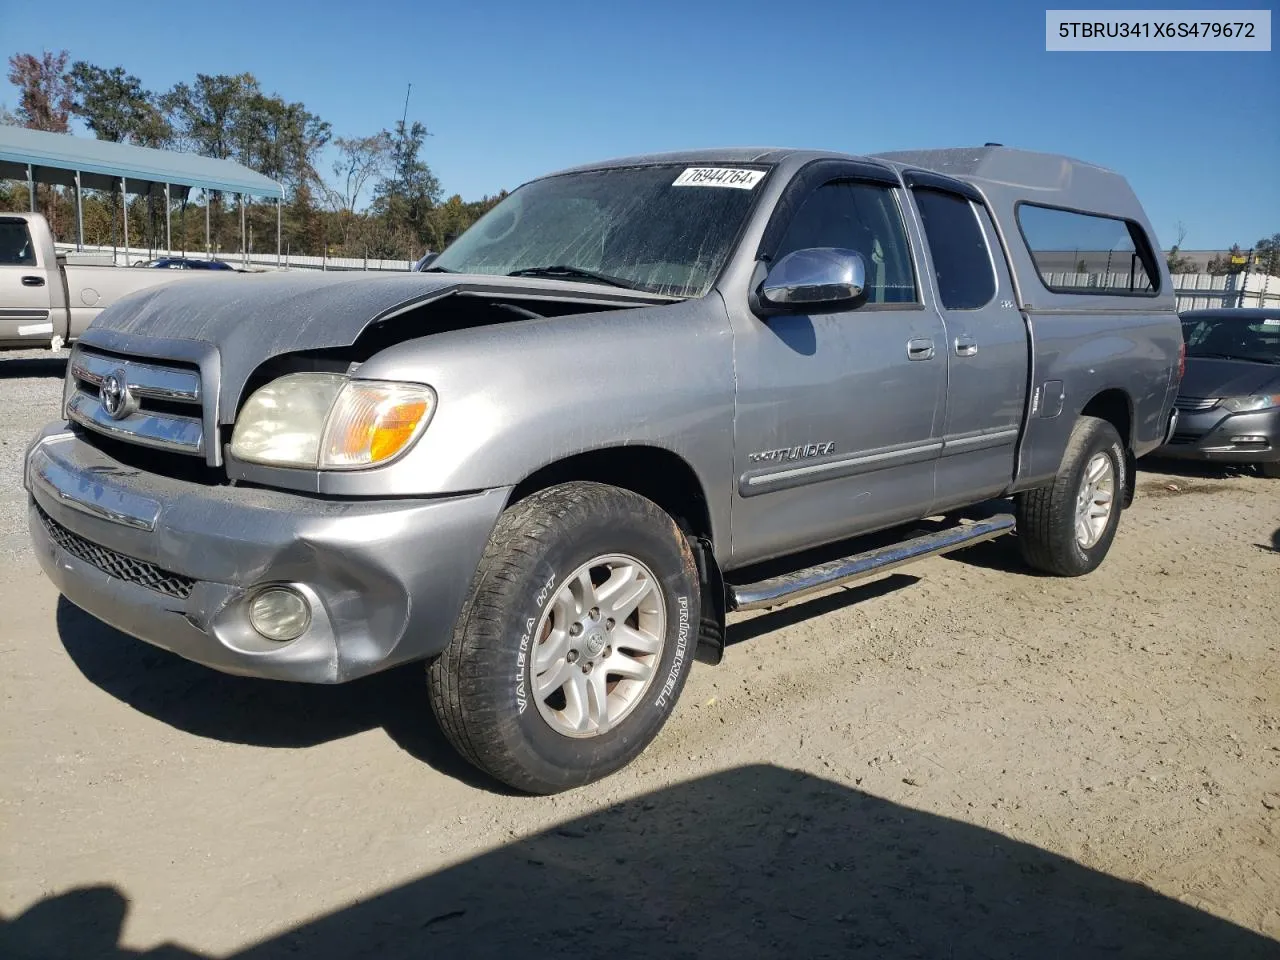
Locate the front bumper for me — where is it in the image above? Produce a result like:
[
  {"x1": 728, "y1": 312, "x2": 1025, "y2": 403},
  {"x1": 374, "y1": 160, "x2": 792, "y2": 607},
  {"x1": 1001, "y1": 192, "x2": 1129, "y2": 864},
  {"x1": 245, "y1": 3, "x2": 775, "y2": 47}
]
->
[
  {"x1": 1156, "y1": 404, "x2": 1280, "y2": 464},
  {"x1": 25, "y1": 424, "x2": 509, "y2": 682}
]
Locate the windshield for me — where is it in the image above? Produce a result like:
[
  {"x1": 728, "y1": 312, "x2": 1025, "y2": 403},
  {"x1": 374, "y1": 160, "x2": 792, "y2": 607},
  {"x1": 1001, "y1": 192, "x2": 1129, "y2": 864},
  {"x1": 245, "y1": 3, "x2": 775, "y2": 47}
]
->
[
  {"x1": 1181, "y1": 313, "x2": 1280, "y2": 364},
  {"x1": 429, "y1": 164, "x2": 770, "y2": 297}
]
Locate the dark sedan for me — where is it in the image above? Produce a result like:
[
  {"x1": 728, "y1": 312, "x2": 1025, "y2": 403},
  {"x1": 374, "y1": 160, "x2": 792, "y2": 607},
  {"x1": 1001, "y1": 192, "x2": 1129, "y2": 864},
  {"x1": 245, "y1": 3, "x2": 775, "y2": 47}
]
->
[
  {"x1": 1159, "y1": 308, "x2": 1280, "y2": 477},
  {"x1": 136, "y1": 257, "x2": 237, "y2": 271}
]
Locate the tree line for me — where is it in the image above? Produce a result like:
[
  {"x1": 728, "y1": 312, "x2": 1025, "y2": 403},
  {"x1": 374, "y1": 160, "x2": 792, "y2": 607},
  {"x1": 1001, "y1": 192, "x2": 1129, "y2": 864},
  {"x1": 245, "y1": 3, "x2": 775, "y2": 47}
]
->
[
  {"x1": 1163, "y1": 224, "x2": 1279, "y2": 278},
  {"x1": 1, "y1": 50, "x2": 506, "y2": 261}
]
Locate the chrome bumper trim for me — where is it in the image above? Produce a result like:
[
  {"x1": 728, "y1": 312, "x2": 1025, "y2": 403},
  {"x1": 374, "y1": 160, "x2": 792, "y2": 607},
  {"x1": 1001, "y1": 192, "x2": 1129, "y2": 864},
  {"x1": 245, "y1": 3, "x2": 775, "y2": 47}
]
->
[{"x1": 28, "y1": 441, "x2": 161, "y2": 531}]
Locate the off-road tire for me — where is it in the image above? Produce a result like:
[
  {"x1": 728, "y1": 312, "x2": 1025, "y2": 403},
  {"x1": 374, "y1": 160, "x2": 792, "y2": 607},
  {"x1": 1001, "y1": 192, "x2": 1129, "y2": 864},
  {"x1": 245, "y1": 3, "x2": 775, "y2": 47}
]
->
[
  {"x1": 428, "y1": 481, "x2": 700, "y2": 794},
  {"x1": 1015, "y1": 416, "x2": 1126, "y2": 577}
]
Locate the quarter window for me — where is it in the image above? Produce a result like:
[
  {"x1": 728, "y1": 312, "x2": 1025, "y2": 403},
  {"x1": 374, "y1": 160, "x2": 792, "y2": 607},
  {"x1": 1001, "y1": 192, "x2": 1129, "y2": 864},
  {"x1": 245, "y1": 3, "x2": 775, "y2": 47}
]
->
[
  {"x1": 773, "y1": 181, "x2": 918, "y2": 305},
  {"x1": 1017, "y1": 204, "x2": 1158, "y2": 295},
  {"x1": 913, "y1": 188, "x2": 996, "y2": 309}
]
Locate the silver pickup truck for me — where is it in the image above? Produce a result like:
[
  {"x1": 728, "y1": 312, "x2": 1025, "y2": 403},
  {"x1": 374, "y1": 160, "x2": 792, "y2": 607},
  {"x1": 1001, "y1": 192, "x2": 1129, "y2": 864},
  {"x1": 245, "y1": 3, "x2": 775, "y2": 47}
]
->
[
  {"x1": 1, "y1": 212, "x2": 227, "y2": 350},
  {"x1": 25, "y1": 146, "x2": 1183, "y2": 793}
]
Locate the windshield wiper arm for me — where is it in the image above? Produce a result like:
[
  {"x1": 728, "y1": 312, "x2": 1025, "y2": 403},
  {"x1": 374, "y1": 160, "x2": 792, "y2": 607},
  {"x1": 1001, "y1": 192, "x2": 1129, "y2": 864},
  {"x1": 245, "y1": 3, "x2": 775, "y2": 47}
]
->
[
  {"x1": 507, "y1": 265, "x2": 641, "y2": 290},
  {"x1": 421, "y1": 264, "x2": 455, "y2": 273}
]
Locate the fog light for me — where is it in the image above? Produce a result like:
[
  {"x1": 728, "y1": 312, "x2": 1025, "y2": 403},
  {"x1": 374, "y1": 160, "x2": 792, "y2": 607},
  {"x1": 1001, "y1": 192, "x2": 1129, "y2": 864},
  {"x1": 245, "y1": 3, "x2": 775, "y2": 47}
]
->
[{"x1": 248, "y1": 587, "x2": 311, "y2": 642}]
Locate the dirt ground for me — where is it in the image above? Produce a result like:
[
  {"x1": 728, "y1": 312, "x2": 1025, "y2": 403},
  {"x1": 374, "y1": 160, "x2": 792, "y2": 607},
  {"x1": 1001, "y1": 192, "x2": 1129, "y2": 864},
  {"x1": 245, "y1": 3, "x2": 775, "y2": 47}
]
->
[{"x1": 1, "y1": 352, "x2": 1277, "y2": 959}]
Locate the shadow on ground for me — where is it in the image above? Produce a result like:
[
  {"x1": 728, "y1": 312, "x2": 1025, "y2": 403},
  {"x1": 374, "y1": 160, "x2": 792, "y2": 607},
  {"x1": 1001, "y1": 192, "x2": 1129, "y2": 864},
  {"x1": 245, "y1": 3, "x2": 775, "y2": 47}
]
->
[
  {"x1": 2, "y1": 764, "x2": 1275, "y2": 959},
  {"x1": 1140, "y1": 456, "x2": 1263, "y2": 481},
  {"x1": 725, "y1": 573, "x2": 919, "y2": 647},
  {"x1": 53, "y1": 598, "x2": 503, "y2": 791},
  {"x1": 55, "y1": 568, "x2": 925, "y2": 787},
  {"x1": 0, "y1": 356, "x2": 66, "y2": 378}
]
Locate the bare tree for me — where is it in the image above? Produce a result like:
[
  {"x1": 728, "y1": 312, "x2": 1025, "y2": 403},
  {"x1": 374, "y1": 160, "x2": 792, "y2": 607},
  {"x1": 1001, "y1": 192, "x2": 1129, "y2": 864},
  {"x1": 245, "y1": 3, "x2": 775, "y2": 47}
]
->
[
  {"x1": 7, "y1": 50, "x2": 74, "y2": 132},
  {"x1": 325, "y1": 133, "x2": 392, "y2": 247},
  {"x1": 1166, "y1": 220, "x2": 1197, "y2": 274}
]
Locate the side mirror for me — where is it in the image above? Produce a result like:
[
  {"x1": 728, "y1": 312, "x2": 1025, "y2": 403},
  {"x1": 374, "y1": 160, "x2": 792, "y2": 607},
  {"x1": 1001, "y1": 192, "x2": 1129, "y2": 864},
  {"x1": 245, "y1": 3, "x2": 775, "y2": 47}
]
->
[{"x1": 756, "y1": 247, "x2": 867, "y2": 313}]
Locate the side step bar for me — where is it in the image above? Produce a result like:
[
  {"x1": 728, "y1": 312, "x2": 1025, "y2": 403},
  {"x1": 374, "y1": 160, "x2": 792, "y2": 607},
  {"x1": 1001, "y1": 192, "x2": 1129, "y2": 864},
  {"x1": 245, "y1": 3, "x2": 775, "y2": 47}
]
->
[{"x1": 726, "y1": 513, "x2": 1015, "y2": 612}]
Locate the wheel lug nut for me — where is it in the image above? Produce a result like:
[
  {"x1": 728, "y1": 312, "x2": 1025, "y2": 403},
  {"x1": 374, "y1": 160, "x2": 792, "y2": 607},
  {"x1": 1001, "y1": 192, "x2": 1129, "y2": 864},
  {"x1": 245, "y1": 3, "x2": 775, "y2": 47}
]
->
[
  {"x1": 567, "y1": 650, "x2": 579, "y2": 663},
  {"x1": 589, "y1": 607, "x2": 600, "y2": 620},
  {"x1": 570, "y1": 623, "x2": 583, "y2": 637},
  {"x1": 581, "y1": 662, "x2": 592, "y2": 674},
  {"x1": 603, "y1": 646, "x2": 612, "y2": 658},
  {"x1": 606, "y1": 618, "x2": 615, "y2": 630}
]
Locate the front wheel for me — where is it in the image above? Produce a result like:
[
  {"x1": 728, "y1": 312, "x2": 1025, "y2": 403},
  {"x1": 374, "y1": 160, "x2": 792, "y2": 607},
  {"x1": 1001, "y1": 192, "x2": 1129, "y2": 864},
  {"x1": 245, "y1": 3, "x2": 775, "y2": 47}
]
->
[
  {"x1": 428, "y1": 481, "x2": 700, "y2": 794},
  {"x1": 1015, "y1": 416, "x2": 1126, "y2": 576}
]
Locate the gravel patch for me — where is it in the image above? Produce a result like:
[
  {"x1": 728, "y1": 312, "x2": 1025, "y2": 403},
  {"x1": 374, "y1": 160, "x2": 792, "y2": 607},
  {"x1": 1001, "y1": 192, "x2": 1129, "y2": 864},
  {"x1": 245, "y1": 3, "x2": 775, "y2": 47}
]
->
[{"x1": 0, "y1": 349, "x2": 67, "y2": 565}]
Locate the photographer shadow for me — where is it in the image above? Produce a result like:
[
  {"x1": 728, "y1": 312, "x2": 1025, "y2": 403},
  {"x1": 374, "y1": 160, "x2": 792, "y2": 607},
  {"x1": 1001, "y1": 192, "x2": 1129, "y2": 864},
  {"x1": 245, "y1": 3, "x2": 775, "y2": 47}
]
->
[{"x1": 4, "y1": 764, "x2": 1275, "y2": 960}]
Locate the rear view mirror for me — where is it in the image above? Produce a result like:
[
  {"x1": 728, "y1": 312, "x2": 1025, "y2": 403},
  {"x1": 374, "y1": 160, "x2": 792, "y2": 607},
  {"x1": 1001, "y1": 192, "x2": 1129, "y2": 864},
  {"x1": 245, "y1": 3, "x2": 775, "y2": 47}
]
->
[{"x1": 756, "y1": 247, "x2": 867, "y2": 313}]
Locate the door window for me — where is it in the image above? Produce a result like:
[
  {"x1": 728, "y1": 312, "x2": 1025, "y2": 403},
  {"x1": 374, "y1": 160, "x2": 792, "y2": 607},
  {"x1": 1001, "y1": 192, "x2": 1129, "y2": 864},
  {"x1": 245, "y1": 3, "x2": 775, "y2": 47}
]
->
[
  {"x1": 773, "y1": 181, "x2": 918, "y2": 305},
  {"x1": 0, "y1": 219, "x2": 37, "y2": 266},
  {"x1": 913, "y1": 188, "x2": 997, "y2": 309}
]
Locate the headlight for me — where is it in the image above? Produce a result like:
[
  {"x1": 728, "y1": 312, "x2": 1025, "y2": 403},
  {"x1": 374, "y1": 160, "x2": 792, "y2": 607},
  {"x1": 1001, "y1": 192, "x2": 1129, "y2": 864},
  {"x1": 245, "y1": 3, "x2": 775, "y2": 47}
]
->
[
  {"x1": 1221, "y1": 394, "x2": 1280, "y2": 413},
  {"x1": 230, "y1": 373, "x2": 436, "y2": 469}
]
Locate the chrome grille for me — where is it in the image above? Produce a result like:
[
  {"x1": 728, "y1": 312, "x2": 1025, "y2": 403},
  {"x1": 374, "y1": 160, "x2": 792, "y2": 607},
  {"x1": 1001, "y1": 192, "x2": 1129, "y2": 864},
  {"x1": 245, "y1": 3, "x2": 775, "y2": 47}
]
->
[
  {"x1": 68, "y1": 349, "x2": 205, "y2": 456},
  {"x1": 1173, "y1": 396, "x2": 1219, "y2": 412},
  {"x1": 36, "y1": 504, "x2": 195, "y2": 599}
]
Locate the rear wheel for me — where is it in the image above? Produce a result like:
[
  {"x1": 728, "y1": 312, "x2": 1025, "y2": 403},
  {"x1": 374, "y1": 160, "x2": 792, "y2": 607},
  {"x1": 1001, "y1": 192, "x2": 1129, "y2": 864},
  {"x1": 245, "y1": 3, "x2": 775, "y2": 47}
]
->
[
  {"x1": 428, "y1": 481, "x2": 700, "y2": 794},
  {"x1": 1015, "y1": 416, "x2": 1126, "y2": 576}
]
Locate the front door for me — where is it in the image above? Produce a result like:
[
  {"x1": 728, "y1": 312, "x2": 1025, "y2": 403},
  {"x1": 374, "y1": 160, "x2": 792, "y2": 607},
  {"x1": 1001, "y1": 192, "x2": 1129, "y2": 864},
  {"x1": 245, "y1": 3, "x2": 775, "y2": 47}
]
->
[
  {"x1": 0, "y1": 217, "x2": 54, "y2": 345},
  {"x1": 908, "y1": 186, "x2": 1028, "y2": 508},
  {"x1": 727, "y1": 175, "x2": 947, "y2": 567}
]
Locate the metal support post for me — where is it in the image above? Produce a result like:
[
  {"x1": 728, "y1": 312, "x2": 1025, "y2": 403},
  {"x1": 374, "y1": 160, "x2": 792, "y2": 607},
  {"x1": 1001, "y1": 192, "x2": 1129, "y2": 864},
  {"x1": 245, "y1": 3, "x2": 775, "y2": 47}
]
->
[
  {"x1": 121, "y1": 178, "x2": 130, "y2": 265},
  {"x1": 74, "y1": 171, "x2": 84, "y2": 250}
]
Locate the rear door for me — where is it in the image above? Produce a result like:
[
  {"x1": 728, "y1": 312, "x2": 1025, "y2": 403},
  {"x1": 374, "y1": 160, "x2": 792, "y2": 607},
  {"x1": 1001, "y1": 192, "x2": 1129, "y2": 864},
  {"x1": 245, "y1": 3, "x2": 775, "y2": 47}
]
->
[
  {"x1": 908, "y1": 182, "x2": 1028, "y2": 508},
  {"x1": 0, "y1": 217, "x2": 55, "y2": 345}
]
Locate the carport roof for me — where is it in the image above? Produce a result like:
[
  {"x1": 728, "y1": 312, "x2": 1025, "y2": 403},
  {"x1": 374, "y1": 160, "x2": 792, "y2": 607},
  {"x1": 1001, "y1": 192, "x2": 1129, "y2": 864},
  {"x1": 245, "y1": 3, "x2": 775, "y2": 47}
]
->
[{"x1": 0, "y1": 124, "x2": 284, "y2": 200}]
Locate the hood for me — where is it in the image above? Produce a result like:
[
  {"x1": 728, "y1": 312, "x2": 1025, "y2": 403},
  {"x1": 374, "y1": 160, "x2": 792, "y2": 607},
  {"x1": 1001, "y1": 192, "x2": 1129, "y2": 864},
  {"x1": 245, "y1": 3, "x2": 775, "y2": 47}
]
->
[
  {"x1": 1179, "y1": 356, "x2": 1280, "y2": 399},
  {"x1": 77, "y1": 270, "x2": 667, "y2": 417}
]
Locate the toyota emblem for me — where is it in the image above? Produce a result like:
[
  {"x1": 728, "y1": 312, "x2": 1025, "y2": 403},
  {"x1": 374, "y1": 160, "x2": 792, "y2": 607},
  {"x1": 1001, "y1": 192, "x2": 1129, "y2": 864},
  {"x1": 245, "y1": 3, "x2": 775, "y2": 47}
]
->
[{"x1": 100, "y1": 369, "x2": 133, "y2": 420}]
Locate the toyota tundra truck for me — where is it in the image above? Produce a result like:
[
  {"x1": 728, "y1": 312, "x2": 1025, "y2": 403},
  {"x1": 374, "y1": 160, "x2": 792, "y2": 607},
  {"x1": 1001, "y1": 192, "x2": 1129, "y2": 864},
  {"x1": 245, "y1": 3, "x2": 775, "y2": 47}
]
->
[{"x1": 24, "y1": 146, "x2": 1183, "y2": 793}]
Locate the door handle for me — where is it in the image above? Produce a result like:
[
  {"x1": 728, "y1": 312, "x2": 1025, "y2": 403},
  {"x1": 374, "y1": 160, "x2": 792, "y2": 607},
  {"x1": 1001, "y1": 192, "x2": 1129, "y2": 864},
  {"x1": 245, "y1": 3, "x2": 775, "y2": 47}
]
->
[
  {"x1": 21, "y1": 275, "x2": 46, "y2": 287},
  {"x1": 954, "y1": 336, "x2": 978, "y2": 357},
  {"x1": 906, "y1": 338, "x2": 935, "y2": 361}
]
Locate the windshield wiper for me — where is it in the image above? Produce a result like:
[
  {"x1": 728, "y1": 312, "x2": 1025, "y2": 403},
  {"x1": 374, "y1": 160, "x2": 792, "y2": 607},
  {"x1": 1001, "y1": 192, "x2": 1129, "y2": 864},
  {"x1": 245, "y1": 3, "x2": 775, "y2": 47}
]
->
[
  {"x1": 507, "y1": 265, "x2": 641, "y2": 290},
  {"x1": 421, "y1": 264, "x2": 455, "y2": 273}
]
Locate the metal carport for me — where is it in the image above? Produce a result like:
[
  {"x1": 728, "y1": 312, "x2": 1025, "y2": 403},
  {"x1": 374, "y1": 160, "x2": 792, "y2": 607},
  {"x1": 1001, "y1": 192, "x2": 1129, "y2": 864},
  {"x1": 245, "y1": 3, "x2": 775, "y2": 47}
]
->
[{"x1": 0, "y1": 124, "x2": 285, "y2": 265}]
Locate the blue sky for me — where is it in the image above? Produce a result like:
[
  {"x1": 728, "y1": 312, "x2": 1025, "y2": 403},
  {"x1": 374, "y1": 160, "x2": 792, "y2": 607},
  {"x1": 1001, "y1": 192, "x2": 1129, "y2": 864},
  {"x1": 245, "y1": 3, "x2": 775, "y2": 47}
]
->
[{"x1": 2, "y1": 0, "x2": 1276, "y2": 248}]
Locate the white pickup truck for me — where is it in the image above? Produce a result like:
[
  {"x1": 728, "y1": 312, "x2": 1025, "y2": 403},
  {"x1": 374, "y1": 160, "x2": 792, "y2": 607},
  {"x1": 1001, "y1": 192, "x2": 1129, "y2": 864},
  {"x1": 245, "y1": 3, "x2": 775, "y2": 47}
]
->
[{"x1": 1, "y1": 212, "x2": 233, "y2": 351}]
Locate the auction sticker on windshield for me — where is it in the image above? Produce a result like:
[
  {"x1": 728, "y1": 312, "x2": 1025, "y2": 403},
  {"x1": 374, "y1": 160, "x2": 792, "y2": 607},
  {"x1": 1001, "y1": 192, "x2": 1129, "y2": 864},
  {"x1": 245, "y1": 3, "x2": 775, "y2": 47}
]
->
[{"x1": 672, "y1": 168, "x2": 765, "y2": 189}]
